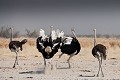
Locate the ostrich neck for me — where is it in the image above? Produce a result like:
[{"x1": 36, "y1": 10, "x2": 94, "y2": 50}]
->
[
  {"x1": 94, "y1": 37, "x2": 96, "y2": 47},
  {"x1": 94, "y1": 29, "x2": 96, "y2": 47},
  {"x1": 71, "y1": 31, "x2": 77, "y2": 38},
  {"x1": 10, "y1": 28, "x2": 13, "y2": 42}
]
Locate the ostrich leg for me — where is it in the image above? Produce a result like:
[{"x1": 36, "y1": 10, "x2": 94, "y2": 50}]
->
[
  {"x1": 13, "y1": 51, "x2": 18, "y2": 68},
  {"x1": 97, "y1": 56, "x2": 104, "y2": 77},
  {"x1": 100, "y1": 55, "x2": 104, "y2": 77},
  {"x1": 67, "y1": 54, "x2": 75, "y2": 68},
  {"x1": 59, "y1": 53, "x2": 64, "y2": 58},
  {"x1": 44, "y1": 58, "x2": 46, "y2": 69}
]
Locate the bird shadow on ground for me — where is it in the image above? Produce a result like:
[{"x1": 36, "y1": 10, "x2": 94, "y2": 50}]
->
[
  {"x1": 56, "y1": 67, "x2": 70, "y2": 69},
  {"x1": 19, "y1": 68, "x2": 45, "y2": 74},
  {"x1": 79, "y1": 74, "x2": 95, "y2": 77},
  {"x1": 0, "y1": 67, "x2": 13, "y2": 69}
]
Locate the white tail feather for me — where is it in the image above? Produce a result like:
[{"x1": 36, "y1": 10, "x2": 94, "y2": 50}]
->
[
  {"x1": 56, "y1": 29, "x2": 60, "y2": 36},
  {"x1": 39, "y1": 29, "x2": 47, "y2": 40},
  {"x1": 56, "y1": 29, "x2": 64, "y2": 38},
  {"x1": 51, "y1": 30, "x2": 57, "y2": 41},
  {"x1": 58, "y1": 31, "x2": 64, "y2": 38}
]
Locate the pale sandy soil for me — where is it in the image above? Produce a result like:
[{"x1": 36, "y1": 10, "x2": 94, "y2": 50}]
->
[{"x1": 0, "y1": 38, "x2": 120, "y2": 80}]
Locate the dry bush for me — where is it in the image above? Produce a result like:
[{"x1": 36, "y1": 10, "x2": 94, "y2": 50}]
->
[
  {"x1": 107, "y1": 39, "x2": 120, "y2": 48},
  {"x1": 78, "y1": 37, "x2": 93, "y2": 48},
  {"x1": 26, "y1": 38, "x2": 36, "y2": 46},
  {"x1": 0, "y1": 38, "x2": 9, "y2": 48}
]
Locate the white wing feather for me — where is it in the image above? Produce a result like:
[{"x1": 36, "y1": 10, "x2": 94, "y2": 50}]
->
[{"x1": 64, "y1": 37, "x2": 73, "y2": 44}]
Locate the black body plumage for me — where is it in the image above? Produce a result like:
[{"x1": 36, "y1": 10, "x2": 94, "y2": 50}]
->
[{"x1": 60, "y1": 37, "x2": 81, "y2": 55}]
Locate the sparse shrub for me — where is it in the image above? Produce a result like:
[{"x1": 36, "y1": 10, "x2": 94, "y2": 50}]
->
[
  {"x1": 109, "y1": 42, "x2": 115, "y2": 47},
  {"x1": 25, "y1": 29, "x2": 38, "y2": 38},
  {"x1": 0, "y1": 26, "x2": 19, "y2": 38}
]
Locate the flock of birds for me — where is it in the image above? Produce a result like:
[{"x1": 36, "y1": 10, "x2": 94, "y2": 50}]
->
[{"x1": 8, "y1": 27, "x2": 107, "y2": 77}]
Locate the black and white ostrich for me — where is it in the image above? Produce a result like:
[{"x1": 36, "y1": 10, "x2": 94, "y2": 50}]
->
[
  {"x1": 9, "y1": 27, "x2": 27, "y2": 68},
  {"x1": 92, "y1": 29, "x2": 107, "y2": 77},
  {"x1": 36, "y1": 28, "x2": 64, "y2": 70},
  {"x1": 59, "y1": 29, "x2": 81, "y2": 68}
]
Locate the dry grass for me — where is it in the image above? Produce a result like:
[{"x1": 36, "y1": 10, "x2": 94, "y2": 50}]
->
[
  {"x1": 0, "y1": 37, "x2": 36, "y2": 48},
  {"x1": 0, "y1": 38, "x2": 9, "y2": 48},
  {"x1": 0, "y1": 37, "x2": 120, "y2": 49}
]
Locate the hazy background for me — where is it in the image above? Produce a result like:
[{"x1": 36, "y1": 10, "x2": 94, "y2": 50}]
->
[{"x1": 0, "y1": 0, "x2": 120, "y2": 35}]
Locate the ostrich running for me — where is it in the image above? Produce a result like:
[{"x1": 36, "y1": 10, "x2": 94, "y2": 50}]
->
[
  {"x1": 36, "y1": 28, "x2": 64, "y2": 70},
  {"x1": 92, "y1": 29, "x2": 107, "y2": 77},
  {"x1": 9, "y1": 27, "x2": 27, "y2": 68},
  {"x1": 59, "y1": 29, "x2": 81, "y2": 68}
]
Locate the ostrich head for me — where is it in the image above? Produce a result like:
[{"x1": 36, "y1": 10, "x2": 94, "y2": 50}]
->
[
  {"x1": 45, "y1": 46, "x2": 52, "y2": 54},
  {"x1": 21, "y1": 39, "x2": 27, "y2": 44},
  {"x1": 103, "y1": 54, "x2": 107, "y2": 60},
  {"x1": 9, "y1": 27, "x2": 14, "y2": 42}
]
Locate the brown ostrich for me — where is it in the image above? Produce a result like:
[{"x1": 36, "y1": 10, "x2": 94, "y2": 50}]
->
[
  {"x1": 9, "y1": 27, "x2": 27, "y2": 68},
  {"x1": 92, "y1": 29, "x2": 107, "y2": 77}
]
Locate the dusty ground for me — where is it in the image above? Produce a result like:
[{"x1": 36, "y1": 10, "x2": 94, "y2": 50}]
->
[{"x1": 0, "y1": 38, "x2": 120, "y2": 80}]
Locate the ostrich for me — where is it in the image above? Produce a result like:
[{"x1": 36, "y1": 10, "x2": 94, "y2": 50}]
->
[
  {"x1": 59, "y1": 29, "x2": 81, "y2": 68},
  {"x1": 36, "y1": 28, "x2": 64, "y2": 70},
  {"x1": 36, "y1": 29, "x2": 52, "y2": 67},
  {"x1": 9, "y1": 27, "x2": 27, "y2": 68},
  {"x1": 92, "y1": 29, "x2": 107, "y2": 77}
]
